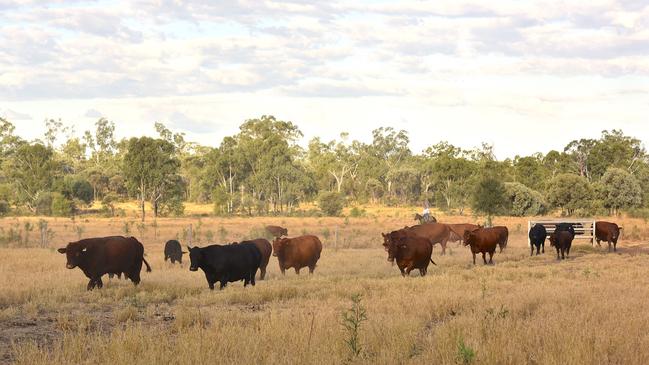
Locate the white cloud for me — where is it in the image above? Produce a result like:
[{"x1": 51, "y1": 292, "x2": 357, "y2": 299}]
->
[{"x1": 0, "y1": 0, "x2": 648, "y2": 157}]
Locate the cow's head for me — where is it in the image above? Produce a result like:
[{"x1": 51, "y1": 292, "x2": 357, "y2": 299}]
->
[
  {"x1": 57, "y1": 241, "x2": 88, "y2": 269},
  {"x1": 385, "y1": 237, "x2": 407, "y2": 263},
  {"x1": 187, "y1": 246, "x2": 202, "y2": 271},
  {"x1": 272, "y1": 238, "x2": 290, "y2": 257},
  {"x1": 280, "y1": 228, "x2": 288, "y2": 237},
  {"x1": 463, "y1": 230, "x2": 477, "y2": 246}
]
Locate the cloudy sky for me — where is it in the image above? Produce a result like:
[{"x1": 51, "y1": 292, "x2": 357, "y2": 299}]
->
[{"x1": 1, "y1": 0, "x2": 648, "y2": 158}]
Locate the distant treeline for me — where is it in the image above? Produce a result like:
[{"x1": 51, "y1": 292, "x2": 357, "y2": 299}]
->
[{"x1": 0, "y1": 116, "x2": 646, "y2": 220}]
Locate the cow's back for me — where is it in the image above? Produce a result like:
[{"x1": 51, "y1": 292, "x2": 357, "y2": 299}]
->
[
  {"x1": 80, "y1": 236, "x2": 142, "y2": 276},
  {"x1": 471, "y1": 228, "x2": 501, "y2": 249},
  {"x1": 284, "y1": 235, "x2": 322, "y2": 267},
  {"x1": 407, "y1": 223, "x2": 450, "y2": 243}
]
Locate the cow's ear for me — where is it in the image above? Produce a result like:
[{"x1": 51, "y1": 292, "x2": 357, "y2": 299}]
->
[
  {"x1": 57, "y1": 248, "x2": 66, "y2": 254},
  {"x1": 186, "y1": 245, "x2": 192, "y2": 251}
]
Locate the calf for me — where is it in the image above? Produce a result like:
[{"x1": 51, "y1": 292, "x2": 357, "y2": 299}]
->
[
  {"x1": 528, "y1": 224, "x2": 547, "y2": 256},
  {"x1": 463, "y1": 228, "x2": 500, "y2": 265},
  {"x1": 265, "y1": 225, "x2": 288, "y2": 238},
  {"x1": 595, "y1": 221, "x2": 622, "y2": 252},
  {"x1": 164, "y1": 239, "x2": 185, "y2": 264},
  {"x1": 549, "y1": 230, "x2": 573, "y2": 260},
  {"x1": 383, "y1": 235, "x2": 435, "y2": 277},
  {"x1": 188, "y1": 243, "x2": 262, "y2": 290}
]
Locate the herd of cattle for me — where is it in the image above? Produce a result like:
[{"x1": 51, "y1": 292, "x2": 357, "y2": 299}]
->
[{"x1": 56, "y1": 221, "x2": 623, "y2": 291}]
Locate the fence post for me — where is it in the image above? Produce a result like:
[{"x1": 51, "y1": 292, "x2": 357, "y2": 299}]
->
[
  {"x1": 334, "y1": 226, "x2": 338, "y2": 249},
  {"x1": 40, "y1": 221, "x2": 47, "y2": 248}
]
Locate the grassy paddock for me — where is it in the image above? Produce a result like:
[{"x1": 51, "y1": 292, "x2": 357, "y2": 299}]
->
[{"x1": 1, "y1": 215, "x2": 648, "y2": 364}]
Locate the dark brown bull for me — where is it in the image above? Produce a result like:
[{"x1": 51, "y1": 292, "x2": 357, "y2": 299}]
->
[
  {"x1": 265, "y1": 225, "x2": 288, "y2": 238},
  {"x1": 383, "y1": 223, "x2": 451, "y2": 255},
  {"x1": 595, "y1": 221, "x2": 622, "y2": 252},
  {"x1": 549, "y1": 230, "x2": 573, "y2": 260},
  {"x1": 491, "y1": 226, "x2": 509, "y2": 253},
  {"x1": 58, "y1": 236, "x2": 152, "y2": 290},
  {"x1": 272, "y1": 235, "x2": 322, "y2": 275},
  {"x1": 446, "y1": 224, "x2": 481, "y2": 245},
  {"x1": 383, "y1": 235, "x2": 436, "y2": 276},
  {"x1": 463, "y1": 228, "x2": 500, "y2": 265}
]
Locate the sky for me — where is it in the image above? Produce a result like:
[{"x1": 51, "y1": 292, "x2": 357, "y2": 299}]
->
[{"x1": 1, "y1": 0, "x2": 648, "y2": 159}]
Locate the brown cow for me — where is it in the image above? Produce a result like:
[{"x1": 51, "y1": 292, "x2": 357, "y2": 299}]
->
[
  {"x1": 491, "y1": 226, "x2": 509, "y2": 253},
  {"x1": 595, "y1": 221, "x2": 622, "y2": 252},
  {"x1": 384, "y1": 223, "x2": 451, "y2": 255},
  {"x1": 383, "y1": 235, "x2": 436, "y2": 276},
  {"x1": 243, "y1": 238, "x2": 272, "y2": 280},
  {"x1": 549, "y1": 230, "x2": 573, "y2": 260},
  {"x1": 463, "y1": 228, "x2": 500, "y2": 265},
  {"x1": 266, "y1": 225, "x2": 288, "y2": 238},
  {"x1": 446, "y1": 224, "x2": 480, "y2": 245},
  {"x1": 58, "y1": 236, "x2": 152, "y2": 290},
  {"x1": 272, "y1": 235, "x2": 322, "y2": 275}
]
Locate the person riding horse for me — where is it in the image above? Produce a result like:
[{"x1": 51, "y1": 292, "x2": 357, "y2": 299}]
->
[{"x1": 414, "y1": 201, "x2": 436, "y2": 224}]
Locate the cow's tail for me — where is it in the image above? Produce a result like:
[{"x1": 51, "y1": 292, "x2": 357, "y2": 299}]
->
[
  {"x1": 142, "y1": 258, "x2": 152, "y2": 272},
  {"x1": 430, "y1": 258, "x2": 437, "y2": 266}
]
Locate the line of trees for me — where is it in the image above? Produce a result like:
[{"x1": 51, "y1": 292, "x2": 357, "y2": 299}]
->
[{"x1": 0, "y1": 116, "x2": 647, "y2": 219}]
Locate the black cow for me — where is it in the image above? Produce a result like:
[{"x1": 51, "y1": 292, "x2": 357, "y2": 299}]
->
[
  {"x1": 164, "y1": 240, "x2": 185, "y2": 264},
  {"x1": 188, "y1": 243, "x2": 262, "y2": 290},
  {"x1": 550, "y1": 230, "x2": 574, "y2": 260},
  {"x1": 529, "y1": 224, "x2": 547, "y2": 256},
  {"x1": 555, "y1": 223, "x2": 576, "y2": 237}
]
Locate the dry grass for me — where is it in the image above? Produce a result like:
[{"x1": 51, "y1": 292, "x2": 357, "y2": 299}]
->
[{"x1": 1, "y1": 212, "x2": 648, "y2": 364}]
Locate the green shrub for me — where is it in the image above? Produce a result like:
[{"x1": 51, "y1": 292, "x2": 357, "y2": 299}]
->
[
  {"x1": 0, "y1": 200, "x2": 10, "y2": 216},
  {"x1": 504, "y1": 182, "x2": 547, "y2": 216},
  {"x1": 349, "y1": 206, "x2": 366, "y2": 218},
  {"x1": 35, "y1": 193, "x2": 53, "y2": 216},
  {"x1": 51, "y1": 193, "x2": 75, "y2": 217},
  {"x1": 318, "y1": 191, "x2": 345, "y2": 216}
]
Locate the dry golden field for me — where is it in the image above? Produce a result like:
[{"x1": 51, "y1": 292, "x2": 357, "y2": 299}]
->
[{"x1": 1, "y1": 211, "x2": 649, "y2": 364}]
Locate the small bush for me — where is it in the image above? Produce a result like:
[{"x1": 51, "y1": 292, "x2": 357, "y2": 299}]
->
[
  {"x1": 318, "y1": 192, "x2": 345, "y2": 216},
  {"x1": 35, "y1": 193, "x2": 53, "y2": 216},
  {"x1": 51, "y1": 193, "x2": 75, "y2": 217},
  {"x1": 341, "y1": 294, "x2": 368, "y2": 359},
  {"x1": 349, "y1": 206, "x2": 366, "y2": 218},
  {"x1": 0, "y1": 200, "x2": 10, "y2": 216},
  {"x1": 456, "y1": 337, "x2": 476, "y2": 364}
]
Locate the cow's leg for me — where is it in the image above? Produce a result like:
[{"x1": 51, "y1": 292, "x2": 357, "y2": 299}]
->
[
  {"x1": 613, "y1": 241, "x2": 617, "y2": 252},
  {"x1": 488, "y1": 251, "x2": 494, "y2": 265},
  {"x1": 259, "y1": 267, "x2": 267, "y2": 280},
  {"x1": 219, "y1": 277, "x2": 228, "y2": 290},
  {"x1": 308, "y1": 265, "x2": 315, "y2": 274},
  {"x1": 87, "y1": 279, "x2": 95, "y2": 291},
  {"x1": 441, "y1": 238, "x2": 448, "y2": 256},
  {"x1": 542, "y1": 241, "x2": 545, "y2": 254},
  {"x1": 556, "y1": 248, "x2": 560, "y2": 260},
  {"x1": 607, "y1": 239, "x2": 612, "y2": 252},
  {"x1": 280, "y1": 268, "x2": 286, "y2": 275},
  {"x1": 530, "y1": 245, "x2": 534, "y2": 256},
  {"x1": 208, "y1": 281, "x2": 215, "y2": 290},
  {"x1": 482, "y1": 252, "x2": 487, "y2": 265},
  {"x1": 596, "y1": 239, "x2": 601, "y2": 247},
  {"x1": 95, "y1": 277, "x2": 103, "y2": 289},
  {"x1": 250, "y1": 271, "x2": 256, "y2": 286},
  {"x1": 399, "y1": 266, "x2": 406, "y2": 276},
  {"x1": 295, "y1": 268, "x2": 301, "y2": 275},
  {"x1": 472, "y1": 253, "x2": 476, "y2": 265},
  {"x1": 419, "y1": 268, "x2": 425, "y2": 277}
]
